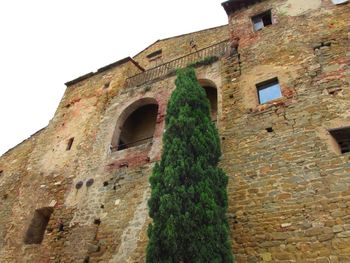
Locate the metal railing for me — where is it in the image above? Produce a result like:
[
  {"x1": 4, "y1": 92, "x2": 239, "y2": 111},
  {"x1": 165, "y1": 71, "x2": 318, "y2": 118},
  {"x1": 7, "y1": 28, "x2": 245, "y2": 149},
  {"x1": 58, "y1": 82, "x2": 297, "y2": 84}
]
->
[
  {"x1": 125, "y1": 40, "x2": 229, "y2": 89},
  {"x1": 111, "y1": 136, "x2": 153, "y2": 152}
]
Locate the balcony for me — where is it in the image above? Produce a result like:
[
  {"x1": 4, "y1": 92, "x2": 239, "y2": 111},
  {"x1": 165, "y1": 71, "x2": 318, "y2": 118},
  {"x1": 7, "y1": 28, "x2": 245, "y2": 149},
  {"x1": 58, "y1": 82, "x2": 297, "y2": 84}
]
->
[
  {"x1": 125, "y1": 40, "x2": 229, "y2": 89},
  {"x1": 111, "y1": 136, "x2": 153, "y2": 152}
]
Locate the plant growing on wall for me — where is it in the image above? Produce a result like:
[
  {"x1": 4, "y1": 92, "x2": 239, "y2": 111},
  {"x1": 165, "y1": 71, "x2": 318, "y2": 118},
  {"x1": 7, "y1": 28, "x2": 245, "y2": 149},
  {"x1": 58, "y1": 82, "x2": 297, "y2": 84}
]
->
[
  {"x1": 187, "y1": 56, "x2": 219, "y2": 68},
  {"x1": 147, "y1": 67, "x2": 233, "y2": 263}
]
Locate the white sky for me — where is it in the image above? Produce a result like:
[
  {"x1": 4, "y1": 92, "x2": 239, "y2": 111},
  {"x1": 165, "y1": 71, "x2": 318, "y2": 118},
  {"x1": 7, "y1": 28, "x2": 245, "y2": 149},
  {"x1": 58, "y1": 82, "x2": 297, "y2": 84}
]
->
[{"x1": 0, "y1": 0, "x2": 228, "y2": 155}]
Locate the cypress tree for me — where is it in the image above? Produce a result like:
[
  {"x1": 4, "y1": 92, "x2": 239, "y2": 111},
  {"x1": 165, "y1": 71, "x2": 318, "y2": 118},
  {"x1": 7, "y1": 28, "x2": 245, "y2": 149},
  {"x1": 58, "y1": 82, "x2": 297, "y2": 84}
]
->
[{"x1": 147, "y1": 67, "x2": 233, "y2": 263}]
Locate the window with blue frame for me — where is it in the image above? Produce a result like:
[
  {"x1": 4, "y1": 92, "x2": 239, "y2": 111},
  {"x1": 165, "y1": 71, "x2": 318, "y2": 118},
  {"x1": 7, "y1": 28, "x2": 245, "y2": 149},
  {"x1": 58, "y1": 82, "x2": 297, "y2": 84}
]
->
[
  {"x1": 256, "y1": 78, "x2": 282, "y2": 104},
  {"x1": 252, "y1": 10, "x2": 273, "y2": 31}
]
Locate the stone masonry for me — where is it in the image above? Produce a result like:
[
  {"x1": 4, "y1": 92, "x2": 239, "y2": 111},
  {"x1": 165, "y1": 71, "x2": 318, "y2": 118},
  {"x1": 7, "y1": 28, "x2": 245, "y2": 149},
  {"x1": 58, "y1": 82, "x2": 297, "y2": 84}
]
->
[{"x1": 0, "y1": 0, "x2": 349, "y2": 262}]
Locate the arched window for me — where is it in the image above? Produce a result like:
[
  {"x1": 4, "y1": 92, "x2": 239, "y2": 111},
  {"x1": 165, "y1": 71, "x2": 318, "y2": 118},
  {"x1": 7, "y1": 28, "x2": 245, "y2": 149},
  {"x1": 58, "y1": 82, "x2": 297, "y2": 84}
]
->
[{"x1": 111, "y1": 99, "x2": 159, "y2": 151}]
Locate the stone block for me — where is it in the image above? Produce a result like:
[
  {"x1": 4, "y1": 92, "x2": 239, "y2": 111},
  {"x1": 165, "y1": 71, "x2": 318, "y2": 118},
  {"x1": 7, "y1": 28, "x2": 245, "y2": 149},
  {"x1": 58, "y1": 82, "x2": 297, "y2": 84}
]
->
[
  {"x1": 318, "y1": 233, "x2": 334, "y2": 242},
  {"x1": 260, "y1": 252, "x2": 272, "y2": 262},
  {"x1": 337, "y1": 231, "x2": 350, "y2": 238},
  {"x1": 333, "y1": 225, "x2": 343, "y2": 233}
]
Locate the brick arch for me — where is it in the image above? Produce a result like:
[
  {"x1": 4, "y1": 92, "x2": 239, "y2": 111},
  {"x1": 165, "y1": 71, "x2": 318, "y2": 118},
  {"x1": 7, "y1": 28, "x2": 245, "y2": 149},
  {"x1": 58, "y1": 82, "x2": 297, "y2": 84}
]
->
[
  {"x1": 197, "y1": 79, "x2": 217, "y2": 88},
  {"x1": 111, "y1": 97, "x2": 159, "y2": 151}
]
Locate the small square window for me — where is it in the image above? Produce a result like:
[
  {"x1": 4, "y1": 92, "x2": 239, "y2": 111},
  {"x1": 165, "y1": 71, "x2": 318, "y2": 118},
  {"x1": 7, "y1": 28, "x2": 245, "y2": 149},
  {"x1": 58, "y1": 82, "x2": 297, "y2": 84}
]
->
[
  {"x1": 329, "y1": 127, "x2": 350, "y2": 154},
  {"x1": 252, "y1": 10, "x2": 273, "y2": 31},
  {"x1": 256, "y1": 78, "x2": 282, "y2": 104}
]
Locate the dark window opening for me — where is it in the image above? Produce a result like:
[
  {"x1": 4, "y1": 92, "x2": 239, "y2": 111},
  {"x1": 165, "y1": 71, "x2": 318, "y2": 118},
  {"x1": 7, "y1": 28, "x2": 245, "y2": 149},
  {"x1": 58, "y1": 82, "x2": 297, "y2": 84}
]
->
[
  {"x1": 252, "y1": 10, "x2": 272, "y2": 31},
  {"x1": 147, "y1": 49, "x2": 162, "y2": 59},
  {"x1": 202, "y1": 86, "x2": 218, "y2": 121},
  {"x1": 117, "y1": 104, "x2": 158, "y2": 151},
  {"x1": 24, "y1": 207, "x2": 53, "y2": 244},
  {"x1": 0, "y1": 170, "x2": 3, "y2": 176},
  {"x1": 146, "y1": 49, "x2": 162, "y2": 62},
  {"x1": 118, "y1": 139, "x2": 127, "y2": 151},
  {"x1": 257, "y1": 78, "x2": 282, "y2": 104},
  {"x1": 329, "y1": 127, "x2": 350, "y2": 154},
  {"x1": 66, "y1": 137, "x2": 74, "y2": 151}
]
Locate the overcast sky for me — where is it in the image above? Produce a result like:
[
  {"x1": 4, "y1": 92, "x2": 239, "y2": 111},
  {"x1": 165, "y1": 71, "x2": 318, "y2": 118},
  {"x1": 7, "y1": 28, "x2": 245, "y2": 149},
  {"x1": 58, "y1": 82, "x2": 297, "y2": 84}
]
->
[{"x1": 0, "y1": 0, "x2": 228, "y2": 155}]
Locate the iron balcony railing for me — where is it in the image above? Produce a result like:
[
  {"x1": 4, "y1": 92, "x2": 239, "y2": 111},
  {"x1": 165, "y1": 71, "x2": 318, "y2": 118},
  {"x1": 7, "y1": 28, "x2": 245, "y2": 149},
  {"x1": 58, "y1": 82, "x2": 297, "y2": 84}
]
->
[
  {"x1": 111, "y1": 136, "x2": 153, "y2": 152},
  {"x1": 125, "y1": 40, "x2": 229, "y2": 89}
]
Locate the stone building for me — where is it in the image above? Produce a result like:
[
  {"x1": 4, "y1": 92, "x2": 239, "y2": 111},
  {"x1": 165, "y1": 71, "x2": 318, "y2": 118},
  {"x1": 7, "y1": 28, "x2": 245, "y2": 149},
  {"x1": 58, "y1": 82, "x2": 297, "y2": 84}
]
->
[{"x1": 0, "y1": 0, "x2": 349, "y2": 262}]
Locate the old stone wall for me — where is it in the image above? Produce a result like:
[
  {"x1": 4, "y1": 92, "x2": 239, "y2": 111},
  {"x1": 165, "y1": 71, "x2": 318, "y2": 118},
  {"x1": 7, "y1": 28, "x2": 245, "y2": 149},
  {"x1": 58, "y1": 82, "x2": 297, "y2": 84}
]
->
[
  {"x1": 133, "y1": 25, "x2": 229, "y2": 70},
  {"x1": 0, "y1": 59, "x2": 145, "y2": 262},
  {"x1": 0, "y1": 24, "x2": 228, "y2": 263},
  {"x1": 222, "y1": 0, "x2": 350, "y2": 262},
  {"x1": 0, "y1": 130, "x2": 43, "y2": 260},
  {"x1": 0, "y1": 1, "x2": 349, "y2": 262}
]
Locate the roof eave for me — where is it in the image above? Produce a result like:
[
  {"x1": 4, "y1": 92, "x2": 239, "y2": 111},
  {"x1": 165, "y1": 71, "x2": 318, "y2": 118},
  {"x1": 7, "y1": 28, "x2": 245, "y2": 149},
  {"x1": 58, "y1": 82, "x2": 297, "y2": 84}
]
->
[
  {"x1": 65, "y1": 57, "x2": 144, "y2": 87},
  {"x1": 221, "y1": 0, "x2": 265, "y2": 16}
]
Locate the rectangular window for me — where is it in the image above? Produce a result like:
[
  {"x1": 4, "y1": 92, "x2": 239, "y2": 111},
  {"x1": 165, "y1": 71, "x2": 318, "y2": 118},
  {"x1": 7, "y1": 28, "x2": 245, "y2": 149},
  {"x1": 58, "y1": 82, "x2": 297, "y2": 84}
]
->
[
  {"x1": 24, "y1": 207, "x2": 53, "y2": 244},
  {"x1": 329, "y1": 127, "x2": 350, "y2": 154},
  {"x1": 252, "y1": 10, "x2": 272, "y2": 31},
  {"x1": 257, "y1": 78, "x2": 282, "y2": 104},
  {"x1": 146, "y1": 49, "x2": 162, "y2": 61}
]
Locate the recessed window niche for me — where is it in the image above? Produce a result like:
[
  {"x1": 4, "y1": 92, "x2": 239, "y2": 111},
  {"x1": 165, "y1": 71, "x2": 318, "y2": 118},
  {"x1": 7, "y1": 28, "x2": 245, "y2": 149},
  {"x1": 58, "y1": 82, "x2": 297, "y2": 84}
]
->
[
  {"x1": 24, "y1": 207, "x2": 53, "y2": 244},
  {"x1": 256, "y1": 78, "x2": 282, "y2": 104},
  {"x1": 329, "y1": 127, "x2": 350, "y2": 154},
  {"x1": 252, "y1": 10, "x2": 273, "y2": 31}
]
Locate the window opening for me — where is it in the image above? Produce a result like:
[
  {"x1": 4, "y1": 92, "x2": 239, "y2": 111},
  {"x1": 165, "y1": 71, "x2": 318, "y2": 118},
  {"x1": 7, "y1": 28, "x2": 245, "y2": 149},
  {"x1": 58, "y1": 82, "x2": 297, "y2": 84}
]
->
[
  {"x1": 116, "y1": 104, "x2": 158, "y2": 151},
  {"x1": 146, "y1": 50, "x2": 162, "y2": 65},
  {"x1": 329, "y1": 127, "x2": 350, "y2": 154},
  {"x1": 202, "y1": 86, "x2": 218, "y2": 121},
  {"x1": 66, "y1": 137, "x2": 74, "y2": 151},
  {"x1": 24, "y1": 207, "x2": 53, "y2": 244},
  {"x1": 256, "y1": 78, "x2": 282, "y2": 104},
  {"x1": 252, "y1": 10, "x2": 272, "y2": 31}
]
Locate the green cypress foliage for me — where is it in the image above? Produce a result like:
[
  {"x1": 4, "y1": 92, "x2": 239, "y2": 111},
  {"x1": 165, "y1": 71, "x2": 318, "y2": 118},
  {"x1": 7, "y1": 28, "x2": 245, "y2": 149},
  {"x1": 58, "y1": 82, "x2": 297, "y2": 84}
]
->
[{"x1": 147, "y1": 67, "x2": 233, "y2": 263}]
